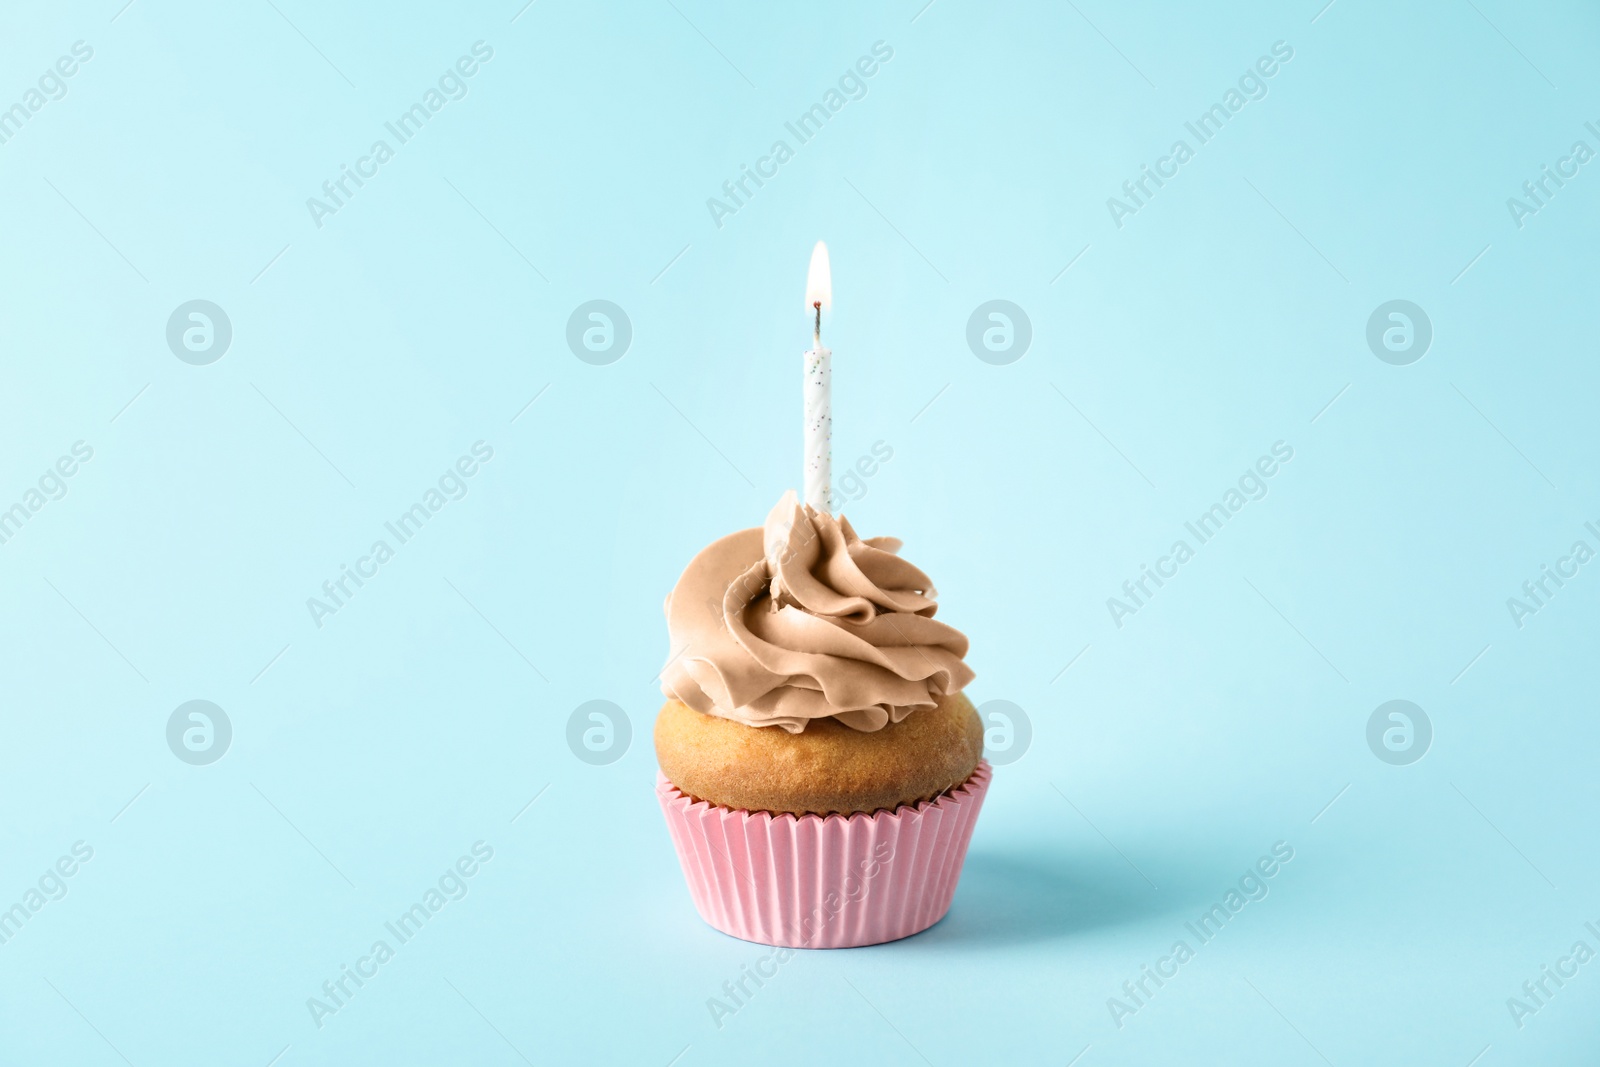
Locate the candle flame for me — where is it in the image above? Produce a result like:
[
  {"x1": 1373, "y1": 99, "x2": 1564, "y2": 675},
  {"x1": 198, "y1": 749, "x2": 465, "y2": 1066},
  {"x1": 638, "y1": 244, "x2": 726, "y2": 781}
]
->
[{"x1": 805, "y1": 241, "x2": 831, "y2": 314}]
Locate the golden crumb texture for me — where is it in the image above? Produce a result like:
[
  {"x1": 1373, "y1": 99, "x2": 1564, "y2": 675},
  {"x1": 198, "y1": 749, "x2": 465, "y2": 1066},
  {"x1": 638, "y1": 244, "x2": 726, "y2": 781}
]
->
[{"x1": 655, "y1": 692, "x2": 984, "y2": 816}]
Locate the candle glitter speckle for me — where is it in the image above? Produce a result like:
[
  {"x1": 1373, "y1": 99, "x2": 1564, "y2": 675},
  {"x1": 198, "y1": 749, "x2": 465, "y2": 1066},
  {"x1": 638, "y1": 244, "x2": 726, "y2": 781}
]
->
[{"x1": 803, "y1": 242, "x2": 832, "y2": 512}]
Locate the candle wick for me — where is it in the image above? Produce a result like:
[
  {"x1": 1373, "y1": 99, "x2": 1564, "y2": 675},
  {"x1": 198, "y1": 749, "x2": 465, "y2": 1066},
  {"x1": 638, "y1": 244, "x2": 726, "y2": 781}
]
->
[{"x1": 812, "y1": 301, "x2": 821, "y2": 347}]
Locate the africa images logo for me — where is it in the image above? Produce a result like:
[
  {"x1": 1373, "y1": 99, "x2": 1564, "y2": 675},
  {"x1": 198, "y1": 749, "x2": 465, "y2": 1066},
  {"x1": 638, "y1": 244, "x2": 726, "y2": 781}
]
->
[
  {"x1": 0, "y1": 40, "x2": 94, "y2": 148},
  {"x1": 1106, "y1": 41, "x2": 1294, "y2": 229},
  {"x1": 166, "y1": 300, "x2": 233, "y2": 365},
  {"x1": 305, "y1": 442, "x2": 494, "y2": 628},
  {"x1": 166, "y1": 701, "x2": 232, "y2": 766},
  {"x1": 305, "y1": 42, "x2": 495, "y2": 229},
  {"x1": 1107, "y1": 841, "x2": 1295, "y2": 1029},
  {"x1": 704, "y1": 41, "x2": 894, "y2": 229},
  {"x1": 306, "y1": 842, "x2": 494, "y2": 1029}
]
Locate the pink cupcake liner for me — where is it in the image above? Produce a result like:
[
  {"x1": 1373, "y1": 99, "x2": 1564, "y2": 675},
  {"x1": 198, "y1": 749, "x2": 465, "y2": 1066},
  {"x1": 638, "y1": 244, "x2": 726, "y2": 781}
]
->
[{"x1": 656, "y1": 762, "x2": 991, "y2": 948}]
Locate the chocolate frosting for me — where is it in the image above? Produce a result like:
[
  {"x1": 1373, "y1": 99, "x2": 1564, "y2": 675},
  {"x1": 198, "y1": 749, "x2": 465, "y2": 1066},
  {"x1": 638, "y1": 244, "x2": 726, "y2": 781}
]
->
[{"x1": 660, "y1": 492, "x2": 974, "y2": 732}]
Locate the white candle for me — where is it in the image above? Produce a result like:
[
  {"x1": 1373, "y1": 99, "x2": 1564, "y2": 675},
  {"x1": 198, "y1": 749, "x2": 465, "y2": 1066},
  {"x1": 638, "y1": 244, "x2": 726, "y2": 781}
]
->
[{"x1": 804, "y1": 241, "x2": 832, "y2": 513}]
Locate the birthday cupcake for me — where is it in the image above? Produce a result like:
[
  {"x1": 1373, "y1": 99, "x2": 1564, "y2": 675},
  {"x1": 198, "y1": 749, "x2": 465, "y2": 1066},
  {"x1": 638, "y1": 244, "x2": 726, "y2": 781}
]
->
[{"x1": 655, "y1": 491, "x2": 991, "y2": 948}]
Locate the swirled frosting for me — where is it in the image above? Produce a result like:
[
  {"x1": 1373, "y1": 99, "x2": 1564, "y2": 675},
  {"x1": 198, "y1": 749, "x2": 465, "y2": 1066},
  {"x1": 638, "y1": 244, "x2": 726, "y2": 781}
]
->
[{"x1": 660, "y1": 491, "x2": 974, "y2": 732}]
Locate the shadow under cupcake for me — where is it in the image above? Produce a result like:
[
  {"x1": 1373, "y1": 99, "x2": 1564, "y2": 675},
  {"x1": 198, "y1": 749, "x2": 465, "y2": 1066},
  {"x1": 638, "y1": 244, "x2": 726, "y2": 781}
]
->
[{"x1": 655, "y1": 491, "x2": 991, "y2": 949}]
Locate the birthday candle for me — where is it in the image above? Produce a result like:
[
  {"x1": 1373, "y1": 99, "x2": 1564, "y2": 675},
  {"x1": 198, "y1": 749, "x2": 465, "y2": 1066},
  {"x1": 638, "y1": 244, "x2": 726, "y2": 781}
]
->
[{"x1": 803, "y1": 241, "x2": 832, "y2": 513}]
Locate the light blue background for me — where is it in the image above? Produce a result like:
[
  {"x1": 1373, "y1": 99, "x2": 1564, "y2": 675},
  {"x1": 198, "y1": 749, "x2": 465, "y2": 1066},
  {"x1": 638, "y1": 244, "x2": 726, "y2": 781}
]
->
[{"x1": 2, "y1": 0, "x2": 1597, "y2": 1063}]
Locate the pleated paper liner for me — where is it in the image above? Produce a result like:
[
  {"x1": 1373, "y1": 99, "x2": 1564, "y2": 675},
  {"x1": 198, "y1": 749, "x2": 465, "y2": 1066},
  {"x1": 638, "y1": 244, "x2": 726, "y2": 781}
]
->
[{"x1": 656, "y1": 761, "x2": 991, "y2": 948}]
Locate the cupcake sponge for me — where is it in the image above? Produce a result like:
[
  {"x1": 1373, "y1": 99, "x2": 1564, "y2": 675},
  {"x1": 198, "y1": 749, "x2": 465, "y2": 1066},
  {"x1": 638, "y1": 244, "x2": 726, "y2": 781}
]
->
[{"x1": 655, "y1": 691, "x2": 984, "y2": 816}]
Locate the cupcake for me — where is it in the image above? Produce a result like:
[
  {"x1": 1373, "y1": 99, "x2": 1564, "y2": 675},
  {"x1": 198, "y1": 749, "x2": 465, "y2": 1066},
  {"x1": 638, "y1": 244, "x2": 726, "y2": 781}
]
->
[{"x1": 655, "y1": 490, "x2": 990, "y2": 948}]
